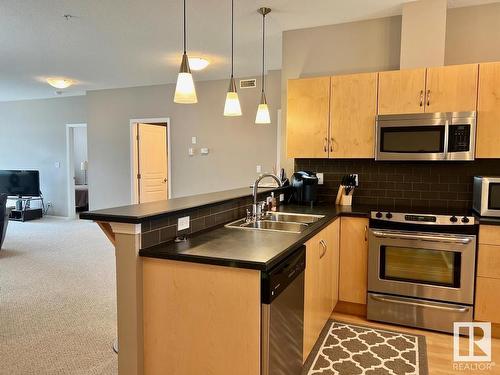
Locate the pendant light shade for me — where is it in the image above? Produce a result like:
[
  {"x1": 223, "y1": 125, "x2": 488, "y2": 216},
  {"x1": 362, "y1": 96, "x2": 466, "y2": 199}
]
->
[
  {"x1": 224, "y1": 77, "x2": 242, "y2": 116},
  {"x1": 255, "y1": 7, "x2": 271, "y2": 124},
  {"x1": 174, "y1": 0, "x2": 198, "y2": 104},
  {"x1": 224, "y1": 0, "x2": 242, "y2": 116},
  {"x1": 255, "y1": 92, "x2": 271, "y2": 124}
]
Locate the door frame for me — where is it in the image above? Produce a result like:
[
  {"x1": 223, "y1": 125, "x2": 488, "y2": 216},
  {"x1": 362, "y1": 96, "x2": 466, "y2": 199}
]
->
[
  {"x1": 129, "y1": 118, "x2": 172, "y2": 204},
  {"x1": 65, "y1": 123, "x2": 87, "y2": 218}
]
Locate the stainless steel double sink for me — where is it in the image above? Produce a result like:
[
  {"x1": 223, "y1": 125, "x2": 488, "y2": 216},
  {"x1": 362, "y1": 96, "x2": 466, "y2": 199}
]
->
[{"x1": 225, "y1": 212, "x2": 325, "y2": 233}]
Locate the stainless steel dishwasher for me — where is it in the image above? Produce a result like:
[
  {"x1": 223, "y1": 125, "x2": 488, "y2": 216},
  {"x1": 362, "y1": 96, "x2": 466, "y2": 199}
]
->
[{"x1": 261, "y1": 246, "x2": 305, "y2": 375}]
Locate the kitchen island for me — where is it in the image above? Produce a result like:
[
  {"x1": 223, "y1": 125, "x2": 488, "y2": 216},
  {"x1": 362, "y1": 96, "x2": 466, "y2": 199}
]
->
[{"x1": 81, "y1": 187, "x2": 369, "y2": 375}]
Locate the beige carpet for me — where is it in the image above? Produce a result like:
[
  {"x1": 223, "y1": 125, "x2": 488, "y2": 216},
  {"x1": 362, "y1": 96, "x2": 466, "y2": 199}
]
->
[{"x1": 0, "y1": 217, "x2": 117, "y2": 375}]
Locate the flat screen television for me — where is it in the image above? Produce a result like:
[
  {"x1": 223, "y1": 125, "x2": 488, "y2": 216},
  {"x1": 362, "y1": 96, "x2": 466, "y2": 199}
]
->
[{"x1": 0, "y1": 170, "x2": 40, "y2": 197}]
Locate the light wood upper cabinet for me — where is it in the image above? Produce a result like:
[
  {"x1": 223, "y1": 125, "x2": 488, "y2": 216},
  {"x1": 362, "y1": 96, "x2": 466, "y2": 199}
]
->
[
  {"x1": 378, "y1": 68, "x2": 426, "y2": 115},
  {"x1": 425, "y1": 64, "x2": 479, "y2": 113},
  {"x1": 477, "y1": 62, "x2": 500, "y2": 158},
  {"x1": 287, "y1": 77, "x2": 330, "y2": 158},
  {"x1": 303, "y1": 219, "x2": 340, "y2": 362},
  {"x1": 330, "y1": 73, "x2": 378, "y2": 158},
  {"x1": 339, "y1": 217, "x2": 369, "y2": 305}
]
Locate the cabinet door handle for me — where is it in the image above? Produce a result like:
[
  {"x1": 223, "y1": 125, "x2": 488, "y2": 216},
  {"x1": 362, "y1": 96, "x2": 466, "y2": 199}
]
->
[
  {"x1": 330, "y1": 137, "x2": 334, "y2": 152},
  {"x1": 319, "y1": 239, "x2": 327, "y2": 259},
  {"x1": 426, "y1": 89, "x2": 431, "y2": 106},
  {"x1": 323, "y1": 137, "x2": 328, "y2": 153},
  {"x1": 364, "y1": 225, "x2": 368, "y2": 242},
  {"x1": 419, "y1": 90, "x2": 424, "y2": 107}
]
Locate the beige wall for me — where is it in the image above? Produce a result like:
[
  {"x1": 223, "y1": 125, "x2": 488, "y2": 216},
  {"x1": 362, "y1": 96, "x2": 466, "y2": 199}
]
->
[
  {"x1": 87, "y1": 72, "x2": 281, "y2": 210},
  {"x1": 400, "y1": 0, "x2": 447, "y2": 69},
  {"x1": 445, "y1": 2, "x2": 500, "y2": 65},
  {"x1": 0, "y1": 96, "x2": 87, "y2": 216}
]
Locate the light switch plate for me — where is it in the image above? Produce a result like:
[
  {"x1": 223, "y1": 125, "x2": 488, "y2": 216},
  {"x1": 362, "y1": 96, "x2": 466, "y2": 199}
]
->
[
  {"x1": 317, "y1": 172, "x2": 324, "y2": 185},
  {"x1": 191, "y1": 136, "x2": 197, "y2": 144},
  {"x1": 178, "y1": 216, "x2": 190, "y2": 231},
  {"x1": 54, "y1": 161, "x2": 60, "y2": 168},
  {"x1": 188, "y1": 147, "x2": 195, "y2": 156},
  {"x1": 256, "y1": 165, "x2": 262, "y2": 173},
  {"x1": 200, "y1": 147, "x2": 209, "y2": 155}
]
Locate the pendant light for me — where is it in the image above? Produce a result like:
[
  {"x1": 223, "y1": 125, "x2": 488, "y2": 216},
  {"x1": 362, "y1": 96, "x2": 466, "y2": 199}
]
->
[
  {"x1": 255, "y1": 7, "x2": 271, "y2": 124},
  {"x1": 174, "y1": 0, "x2": 198, "y2": 104},
  {"x1": 223, "y1": 0, "x2": 242, "y2": 116}
]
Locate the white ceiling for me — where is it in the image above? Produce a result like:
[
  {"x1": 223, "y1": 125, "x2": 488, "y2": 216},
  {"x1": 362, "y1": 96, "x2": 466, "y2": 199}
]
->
[{"x1": 1, "y1": 0, "x2": 498, "y2": 102}]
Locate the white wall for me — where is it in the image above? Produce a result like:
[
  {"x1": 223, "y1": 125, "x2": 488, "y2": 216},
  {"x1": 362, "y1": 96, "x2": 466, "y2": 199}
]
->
[
  {"x1": 0, "y1": 96, "x2": 87, "y2": 216},
  {"x1": 87, "y1": 72, "x2": 281, "y2": 210},
  {"x1": 73, "y1": 127, "x2": 88, "y2": 185}
]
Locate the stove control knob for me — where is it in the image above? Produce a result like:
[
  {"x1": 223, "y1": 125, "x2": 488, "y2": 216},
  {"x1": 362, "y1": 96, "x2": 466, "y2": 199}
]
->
[
  {"x1": 450, "y1": 216, "x2": 458, "y2": 223},
  {"x1": 461, "y1": 216, "x2": 470, "y2": 224},
  {"x1": 375, "y1": 212, "x2": 383, "y2": 219},
  {"x1": 386, "y1": 212, "x2": 393, "y2": 219}
]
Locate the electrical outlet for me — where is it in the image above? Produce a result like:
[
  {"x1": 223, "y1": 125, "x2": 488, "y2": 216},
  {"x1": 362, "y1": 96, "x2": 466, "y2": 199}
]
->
[
  {"x1": 317, "y1": 172, "x2": 324, "y2": 185},
  {"x1": 279, "y1": 194, "x2": 284, "y2": 202},
  {"x1": 178, "y1": 216, "x2": 190, "y2": 231}
]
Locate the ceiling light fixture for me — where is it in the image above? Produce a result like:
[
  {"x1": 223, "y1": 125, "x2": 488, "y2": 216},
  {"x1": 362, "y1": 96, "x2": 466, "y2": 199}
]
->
[
  {"x1": 174, "y1": 0, "x2": 198, "y2": 104},
  {"x1": 46, "y1": 78, "x2": 74, "y2": 89},
  {"x1": 224, "y1": 0, "x2": 242, "y2": 117},
  {"x1": 188, "y1": 57, "x2": 209, "y2": 71},
  {"x1": 255, "y1": 7, "x2": 271, "y2": 124}
]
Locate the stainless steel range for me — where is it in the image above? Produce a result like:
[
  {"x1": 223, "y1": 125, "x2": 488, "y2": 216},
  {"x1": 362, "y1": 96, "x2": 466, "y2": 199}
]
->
[{"x1": 367, "y1": 210, "x2": 478, "y2": 333}]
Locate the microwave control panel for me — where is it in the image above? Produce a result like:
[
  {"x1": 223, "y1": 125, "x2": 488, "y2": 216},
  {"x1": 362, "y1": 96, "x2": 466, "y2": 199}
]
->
[{"x1": 448, "y1": 124, "x2": 471, "y2": 152}]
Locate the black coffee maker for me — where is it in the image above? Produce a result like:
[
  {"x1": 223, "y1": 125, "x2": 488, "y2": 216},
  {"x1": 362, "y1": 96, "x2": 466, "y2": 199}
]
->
[{"x1": 290, "y1": 171, "x2": 319, "y2": 206}]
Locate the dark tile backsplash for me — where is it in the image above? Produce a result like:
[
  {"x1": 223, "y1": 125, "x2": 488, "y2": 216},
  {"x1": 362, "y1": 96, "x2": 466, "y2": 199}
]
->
[
  {"x1": 295, "y1": 158, "x2": 500, "y2": 211},
  {"x1": 140, "y1": 188, "x2": 289, "y2": 249}
]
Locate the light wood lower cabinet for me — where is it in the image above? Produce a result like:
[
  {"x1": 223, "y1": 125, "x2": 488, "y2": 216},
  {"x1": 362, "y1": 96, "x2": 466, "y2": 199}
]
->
[
  {"x1": 339, "y1": 217, "x2": 369, "y2": 305},
  {"x1": 475, "y1": 277, "x2": 500, "y2": 324},
  {"x1": 475, "y1": 225, "x2": 500, "y2": 324},
  {"x1": 143, "y1": 259, "x2": 261, "y2": 375},
  {"x1": 303, "y1": 219, "x2": 340, "y2": 362}
]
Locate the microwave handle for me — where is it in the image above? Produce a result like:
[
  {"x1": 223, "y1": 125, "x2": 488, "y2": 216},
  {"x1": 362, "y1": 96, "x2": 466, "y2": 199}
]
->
[{"x1": 443, "y1": 119, "x2": 449, "y2": 159}]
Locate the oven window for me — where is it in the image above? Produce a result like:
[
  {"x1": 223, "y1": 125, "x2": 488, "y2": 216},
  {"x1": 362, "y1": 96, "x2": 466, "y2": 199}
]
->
[
  {"x1": 488, "y1": 184, "x2": 500, "y2": 210},
  {"x1": 380, "y1": 126, "x2": 445, "y2": 153},
  {"x1": 380, "y1": 246, "x2": 461, "y2": 288}
]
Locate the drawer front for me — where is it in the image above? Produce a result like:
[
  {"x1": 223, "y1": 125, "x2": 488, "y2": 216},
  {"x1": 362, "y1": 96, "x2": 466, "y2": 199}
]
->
[
  {"x1": 475, "y1": 277, "x2": 500, "y2": 324},
  {"x1": 479, "y1": 225, "x2": 500, "y2": 246},
  {"x1": 477, "y1": 244, "x2": 500, "y2": 279}
]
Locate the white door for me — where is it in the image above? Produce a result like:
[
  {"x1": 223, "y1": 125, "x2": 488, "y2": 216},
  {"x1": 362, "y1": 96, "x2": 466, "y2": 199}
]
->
[{"x1": 137, "y1": 123, "x2": 168, "y2": 203}]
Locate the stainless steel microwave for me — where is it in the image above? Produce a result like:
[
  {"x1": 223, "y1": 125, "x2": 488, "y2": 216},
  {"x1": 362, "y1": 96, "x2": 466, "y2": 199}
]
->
[
  {"x1": 473, "y1": 176, "x2": 500, "y2": 217},
  {"x1": 375, "y1": 112, "x2": 476, "y2": 161}
]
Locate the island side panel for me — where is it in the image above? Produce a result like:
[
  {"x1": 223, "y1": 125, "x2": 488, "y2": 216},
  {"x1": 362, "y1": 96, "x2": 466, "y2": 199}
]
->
[
  {"x1": 143, "y1": 258, "x2": 261, "y2": 375},
  {"x1": 111, "y1": 223, "x2": 144, "y2": 375}
]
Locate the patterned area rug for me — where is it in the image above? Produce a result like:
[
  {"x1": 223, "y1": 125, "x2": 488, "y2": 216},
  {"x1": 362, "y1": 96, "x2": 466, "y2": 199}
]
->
[{"x1": 303, "y1": 320, "x2": 428, "y2": 375}]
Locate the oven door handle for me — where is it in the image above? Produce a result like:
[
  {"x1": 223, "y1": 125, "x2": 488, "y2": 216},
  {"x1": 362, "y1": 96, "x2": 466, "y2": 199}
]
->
[
  {"x1": 371, "y1": 230, "x2": 472, "y2": 244},
  {"x1": 370, "y1": 294, "x2": 470, "y2": 313}
]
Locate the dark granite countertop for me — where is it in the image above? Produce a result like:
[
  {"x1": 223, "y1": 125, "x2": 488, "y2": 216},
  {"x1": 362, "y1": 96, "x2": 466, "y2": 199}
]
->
[
  {"x1": 80, "y1": 186, "x2": 287, "y2": 224},
  {"x1": 139, "y1": 204, "x2": 370, "y2": 271}
]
